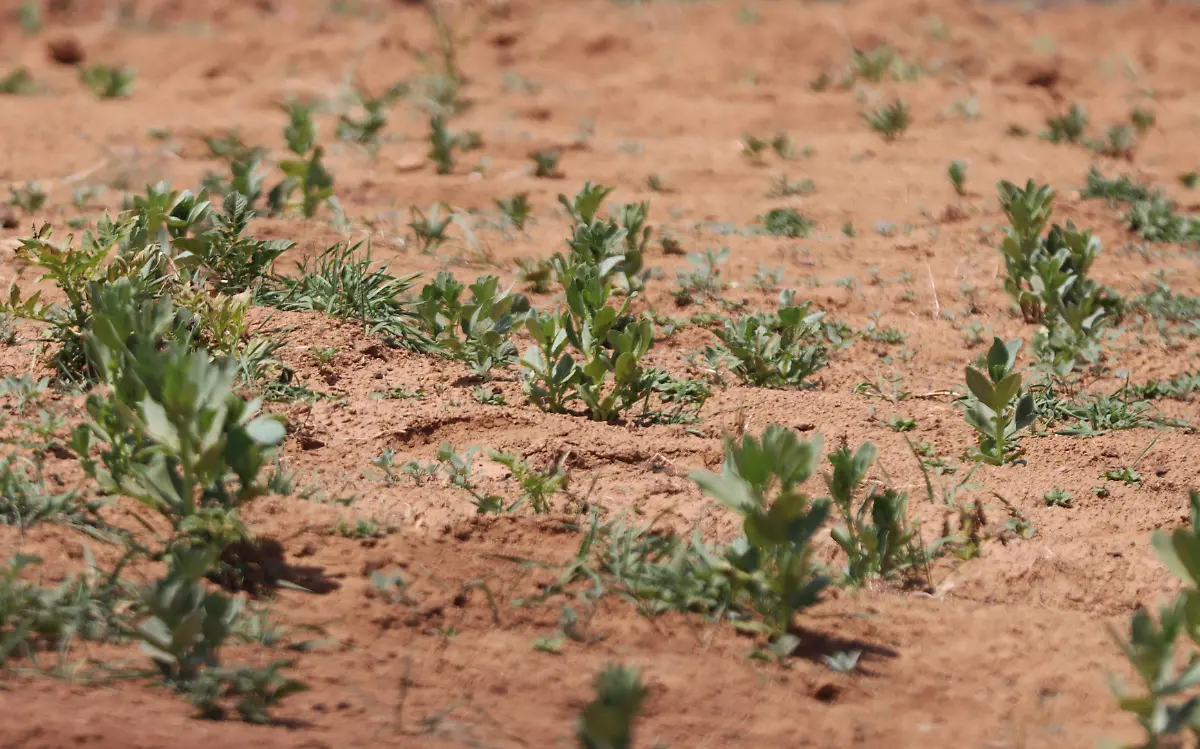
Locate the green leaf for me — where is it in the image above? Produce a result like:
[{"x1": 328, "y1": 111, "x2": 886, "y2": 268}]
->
[
  {"x1": 965, "y1": 366, "x2": 996, "y2": 410},
  {"x1": 244, "y1": 415, "x2": 286, "y2": 446}
]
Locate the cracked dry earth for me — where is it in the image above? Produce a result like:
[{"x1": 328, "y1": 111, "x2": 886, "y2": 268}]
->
[{"x1": 2, "y1": 0, "x2": 1200, "y2": 747}]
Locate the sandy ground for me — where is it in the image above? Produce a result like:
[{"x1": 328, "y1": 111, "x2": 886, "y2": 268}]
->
[{"x1": 2, "y1": 0, "x2": 1200, "y2": 747}]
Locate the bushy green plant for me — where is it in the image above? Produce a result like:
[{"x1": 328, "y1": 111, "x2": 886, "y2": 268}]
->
[
  {"x1": 709, "y1": 290, "x2": 829, "y2": 388},
  {"x1": 690, "y1": 425, "x2": 830, "y2": 640},
  {"x1": 336, "y1": 81, "x2": 408, "y2": 151},
  {"x1": 576, "y1": 664, "x2": 648, "y2": 749},
  {"x1": 1108, "y1": 489, "x2": 1200, "y2": 748},
  {"x1": 757, "y1": 207, "x2": 814, "y2": 238},
  {"x1": 961, "y1": 337, "x2": 1036, "y2": 465},
  {"x1": 864, "y1": 100, "x2": 909, "y2": 141},
  {"x1": 416, "y1": 273, "x2": 531, "y2": 380},
  {"x1": 824, "y1": 442, "x2": 917, "y2": 584},
  {"x1": 997, "y1": 179, "x2": 1119, "y2": 371},
  {"x1": 267, "y1": 101, "x2": 336, "y2": 218},
  {"x1": 948, "y1": 160, "x2": 967, "y2": 195},
  {"x1": 174, "y1": 192, "x2": 295, "y2": 294},
  {"x1": 521, "y1": 264, "x2": 655, "y2": 422},
  {"x1": 80, "y1": 64, "x2": 134, "y2": 99},
  {"x1": 0, "y1": 203, "x2": 264, "y2": 382},
  {"x1": 1042, "y1": 103, "x2": 1088, "y2": 144},
  {"x1": 260, "y1": 241, "x2": 426, "y2": 349},
  {"x1": 552, "y1": 183, "x2": 650, "y2": 293},
  {"x1": 135, "y1": 547, "x2": 306, "y2": 722},
  {"x1": 71, "y1": 290, "x2": 287, "y2": 580}
]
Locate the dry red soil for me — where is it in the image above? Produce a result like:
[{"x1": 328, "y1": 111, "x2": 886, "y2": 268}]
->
[{"x1": 2, "y1": 0, "x2": 1200, "y2": 747}]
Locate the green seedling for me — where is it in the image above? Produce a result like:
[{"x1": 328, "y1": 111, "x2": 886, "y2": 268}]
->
[
  {"x1": 673, "y1": 247, "x2": 728, "y2": 306},
  {"x1": 758, "y1": 207, "x2": 814, "y2": 238},
  {"x1": 1108, "y1": 490, "x2": 1200, "y2": 748},
  {"x1": 497, "y1": 193, "x2": 532, "y2": 230},
  {"x1": 515, "y1": 256, "x2": 554, "y2": 293},
  {"x1": 864, "y1": 100, "x2": 910, "y2": 141},
  {"x1": 428, "y1": 113, "x2": 456, "y2": 174},
  {"x1": 135, "y1": 548, "x2": 307, "y2": 721},
  {"x1": 996, "y1": 179, "x2": 1118, "y2": 372},
  {"x1": 0, "y1": 67, "x2": 39, "y2": 95},
  {"x1": 690, "y1": 425, "x2": 830, "y2": 641},
  {"x1": 766, "y1": 174, "x2": 815, "y2": 198},
  {"x1": 417, "y1": 273, "x2": 532, "y2": 380},
  {"x1": 709, "y1": 290, "x2": 829, "y2": 388},
  {"x1": 336, "y1": 81, "x2": 408, "y2": 151},
  {"x1": 531, "y1": 149, "x2": 563, "y2": 178},
  {"x1": 1130, "y1": 106, "x2": 1156, "y2": 134},
  {"x1": 174, "y1": 192, "x2": 294, "y2": 294},
  {"x1": 489, "y1": 450, "x2": 568, "y2": 514},
  {"x1": 741, "y1": 134, "x2": 769, "y2": 165},
  {"x1": 1090, "y1": 124, "x2": 1136, "y2": 159},
  {"x1": 521, "y1": 264, "x2": 655, "y2": 422},
  {"x1": 259, "y1": 241, "x2": 425, "y2": 349},
  {"x1": 472, "y1": 386, "x2": 505, "y2": 405},
  {"x1": 1043, "y1": 488, "x2": 1073, "y2": 507},
  {"x1": 551, "y1": 183, "x2": 650, "y2": 293},
  {"x1": 824, "y1": 441, "x2": 917, "y2": 585},
  {"x1": 823, "y1": 650, "x2": 862, "y2": 674},
  {"x1": 576, "y1": 664, "x2": 648, "y2": 749},
  {"x1": 8, "y1": 182, "x2": 47, "y2": 214},
  {"x1": 1081, "y1": 168, "x2": 1152, "y2": 206},
  {"x1": 266, "y1": 100, "x2": 336, "y2": 218},
  {"x1": 948, "y1": 160, "x2": 967, "y2": 196},
  {"x1": 80, "y1": 64, "x2": 134, "y2": 99},
  {"x1": 1042, "y1": 103, "x2": 1088, "y2": 144},
  {"x1": 962, "y1": 337, "x2": 1036, "y2": 465},
  {"x1": 408, "y1": 202, "x2": 454, "y2": 254}
]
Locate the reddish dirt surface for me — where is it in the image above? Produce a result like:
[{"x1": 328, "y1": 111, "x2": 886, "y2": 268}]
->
[{"x1": 2, "y1": 0, "x2": 1200, "y2": 747}]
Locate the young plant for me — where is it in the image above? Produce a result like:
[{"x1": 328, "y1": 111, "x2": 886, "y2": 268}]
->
[
  {"x1": 553, "y1": 183, "x2": 650, "y2": 293},
  {"x1": 996, "y1": 179, "x2": 1118, "y2": 372},
  {"x1": 267, "y1": 101, "x2": 336, "y2": 218},
  {"x1": 428, "y1": 113, "x2": 456, "y2": 174},
  {"x1": 72, "y1": 288, "x2": 286, "y2": 586},
  {"x1": 824, "y1": 441, "x2": 917, "y2": 584},
  {"x1": 521, "y1": 264, "x2": 655, "y2": 422},
  {"x1": 489, "y1": 450, "x2": 568, "y2": 514},
  {"x1": 135, "y1": 547, "x2": 306, "y2": 721},
  {"x1": 1108, "y1": 490, "x2": 1200, "y2": 748},
  {"x1": 0, "y1": 67, "x2": 39, "y2": 95},
  {"x1": 497, "y1": 193, "x2": 532, "y2": 230},
  {"x1": 80, "y1": 64, "x2": 134, "y2": 99},
  {"x1": 948, "y1": 159, "x2": 967, "y2": 196},
  {"x1": 8, "y1": 182, "x2": 47, "y2": 214},
  {"x1": 673, "y1": 248, "x2": 728, "y2": 306},
  {"x1": 709, "y1": 290, "x2": 829, "y2": 388},
  {"x1": 576, "y1": 664, "x2": 648, "y2": 749},
  {"x1": 962, "y1": 337, "x2": 1036, "y2": 465},
  {"x1": 530, "y1": 149, "x2": 562, "y2": 178},
  {"x1": 408, "y1": 203, "x2": 454, "y2": 254},
  {"x1": 174, "y1": 192, "x2": 295, "y2": 294},
  {"x1": 259, "y1": 241, "x2": 425, "y2": 349},
  {"x1": 758, "y1": 207, "x2": 814, "y2": 238},
  {"x1": 416, "y1": 273, "x2": 532, "y2": 380},
  {"x1": 336, "y1": 81, "x2": 408, "y2": 152},
  {"x1": 1042, "y1": 103, "x2": 1088, "y2": 144},
  {"x1": 690, "y1": 425, "x2": 830, "y2": 641},
  {"x1": 864, "y1": 100, "x2": 910, "y2": 141}
]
